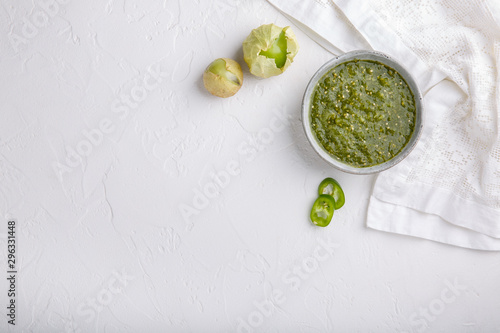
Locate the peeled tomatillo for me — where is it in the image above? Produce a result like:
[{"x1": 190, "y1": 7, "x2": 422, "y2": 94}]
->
[
  {"x1": 258, "y1": 30, "x2": 287, "y2": 68},
  {"x1": 203, "y1": 58, "x2": 243, "y2": 98}
]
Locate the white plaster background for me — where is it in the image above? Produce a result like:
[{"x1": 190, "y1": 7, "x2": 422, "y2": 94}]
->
[{"x1": 0, "y1": 0, "x2": 499, "y2": 332}]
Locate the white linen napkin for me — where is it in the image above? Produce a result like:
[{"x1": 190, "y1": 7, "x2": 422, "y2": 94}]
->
[{"x1": 268, "y1": 0, "x2": 500, "y2": 250}]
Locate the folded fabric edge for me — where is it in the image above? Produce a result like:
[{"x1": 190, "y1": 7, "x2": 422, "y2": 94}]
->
[
  {"x1": 367, "y1": 196, "x2": 500, "y2": 251},
  {"x1": 273, "y1": 11, "x2": 343, "y2": 56},
  {"x1": 375, "y1": 167, "x2": 500, "y2": 237},
  {"x1": 368, "y1": 185, "x2": 500, "y2": 251},
  {"x1": 266, "y1": 0, "x2": 372, "y2": 55}
]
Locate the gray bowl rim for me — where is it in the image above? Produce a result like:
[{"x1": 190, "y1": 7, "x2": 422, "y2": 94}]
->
[{"x1": 301, "y1": 50, "x2": 424, "y2": 175}]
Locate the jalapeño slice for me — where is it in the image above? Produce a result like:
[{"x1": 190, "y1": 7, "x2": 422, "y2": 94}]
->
[
  {"x1": 318, "y1": 177, "x2": 345, "y2": 210},
  {"x1": 310, "y1": 194, "x2": 336, "y2": 227}
]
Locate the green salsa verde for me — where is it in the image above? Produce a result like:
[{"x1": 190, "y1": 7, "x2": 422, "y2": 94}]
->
[{"x1": 310, "y1": 60, "x2": 416, "y2": 168}]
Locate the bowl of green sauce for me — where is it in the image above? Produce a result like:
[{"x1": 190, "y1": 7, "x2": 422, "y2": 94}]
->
[{"x1": 302, "y1": 50, "x2": 423, "y2": 174}]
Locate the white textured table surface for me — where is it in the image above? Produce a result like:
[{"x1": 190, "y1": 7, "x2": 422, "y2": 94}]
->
[{"x1": 1, "y1": 0, "x2": 500, "y2": 332}]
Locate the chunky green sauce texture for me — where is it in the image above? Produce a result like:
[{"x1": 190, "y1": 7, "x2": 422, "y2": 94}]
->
[{"x1": 310, "y1": 60, "x2": 416, "y2": 167}]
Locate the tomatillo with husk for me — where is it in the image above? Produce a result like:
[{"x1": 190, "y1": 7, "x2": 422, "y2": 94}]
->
[
  {"x1": 243, "y1": 23, "x2": 299, "y2": 78},
  {"x1": 203, "y1": 58, "x2": 243, "y2": 98}
]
